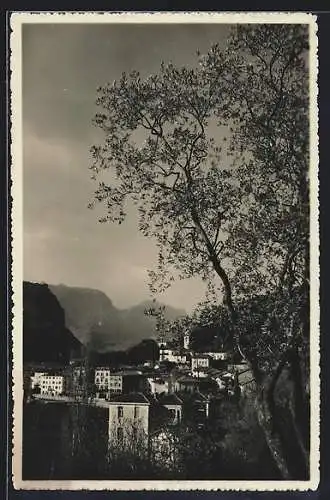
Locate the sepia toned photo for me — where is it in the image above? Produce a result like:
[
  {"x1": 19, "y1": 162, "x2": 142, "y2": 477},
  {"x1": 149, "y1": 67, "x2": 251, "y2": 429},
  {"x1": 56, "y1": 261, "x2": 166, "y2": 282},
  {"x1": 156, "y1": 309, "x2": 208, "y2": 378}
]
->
[{"x1": 11, "y1": 12, "x2": 319, "y2": 491}]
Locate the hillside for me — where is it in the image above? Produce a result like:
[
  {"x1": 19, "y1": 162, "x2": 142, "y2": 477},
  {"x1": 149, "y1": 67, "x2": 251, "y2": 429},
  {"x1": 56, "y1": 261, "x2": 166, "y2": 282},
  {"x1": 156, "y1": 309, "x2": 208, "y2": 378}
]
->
[
  {"x1": 24, "y1": 282, "x2": 185, "y2": 352},
  {"x1": 48, "y1": 284, "x2": 122, "y2": 351},
  {"x1": 23, "y1": 282, "x2": 82, "y2": 363},
  {"x1": 119, "y1": 299, "x2": 186, "y2": 347}
]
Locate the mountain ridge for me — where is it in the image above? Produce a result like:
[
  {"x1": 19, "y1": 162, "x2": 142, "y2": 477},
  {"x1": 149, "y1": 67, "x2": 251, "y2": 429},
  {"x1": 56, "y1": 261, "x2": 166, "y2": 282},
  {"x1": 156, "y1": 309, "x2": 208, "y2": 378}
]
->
[
  {"x1": 23, "y1": 281, "x2": 82, "y2": 364},
  {"x1": 24, "y1": 281, "x2": 185, "y2": 352}
]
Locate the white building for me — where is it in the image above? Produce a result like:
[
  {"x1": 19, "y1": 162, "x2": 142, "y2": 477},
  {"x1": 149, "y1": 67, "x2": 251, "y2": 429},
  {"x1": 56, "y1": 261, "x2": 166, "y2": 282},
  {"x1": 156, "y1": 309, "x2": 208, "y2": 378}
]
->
[
  {"x1": 147, "y1": 377, "x2": 169, "y2": 395},
  {"x1": 236, "y1": 368, "x2": 256, "y2": 395},
  {"x1": 191, "y1": 355, "x2": 210, "y2": 371},
  {"x1": 183, "y1": 330, "x2": 190, "y2": 350},
  {"x1": 227, "y1": 361, "x2": 249, "y2": 372},
  {"x1": 204, "y1": 351, "x2": 229, "y2": 361},
  {"x1": 191, "y1": 369, "x2": 209, "y2": 379},
  {"x1": 95, "y1": 367, "x2": 123, "y2": 395},
  {"x1": 94, "y1": 367, "x2": 111, "y2": 390},
  {"x1": 160, "y1": 347, "x2": 188, "y2": 364},
  {"x1": 171, "y1": 352, "x2": 188, "y2": 364},
  {"x1": 108, "y1": 393, "x2": 150, "y2": 449},
  {"x1": 31, "y1": 371, "x2": 46, "y2": 390},
  {"x1": 159, "y1": 347, "x2": 175, "y2": 363},
  {"x1": 109, "y1": 374, "x2": 123, "y2": 394},
  {"x1": 33, "y1": 373, "x2": 65, "y2": 395}
]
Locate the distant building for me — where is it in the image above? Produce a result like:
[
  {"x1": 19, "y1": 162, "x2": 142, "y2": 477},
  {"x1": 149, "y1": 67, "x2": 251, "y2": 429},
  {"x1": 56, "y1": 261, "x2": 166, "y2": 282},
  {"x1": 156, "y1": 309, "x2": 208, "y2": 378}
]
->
[
  {"x1": 158, "y1": 394, "x2": 183, "y2": 424},
  {"x1": 202, "y1": 367, "x2": 231, "y2": 391},
  {"x1": 227, "y1": 361, "x2": 249, "y2": 372},
  {"x1": 191, "y1": 391, "x2": 210, "y2": 420},
  {"x1": 108, "y1": 393, "x2": 150, "y2": 448},
  {"x1": 94, "y1": 367, "x2": 111, "y2": 390},
  {"x1": 236, "y1": 368, "x2": 256, "y2": 395},
  {"x1": 225, "y1": 362, "x2": 255, "y2": 395},
  {"x1": 203, "y1": 351, "x2": 229, "y2": 361},
  {"x1": 191, "y1": 369, "x2": 209, "y2": 379},
  {"x1": 159, "y1": 346, "x2": 176, "y2": 363},
  {"x1": 180, "y1": 391, "x2": 210, "y2": 423},
  {"x1": 109, "y1": 374, "x2": 123, "y2": 394},
  {"x1": 147, "y1": 376, "x2": 169, "y2": 395},
  {"x1": 94, "y1": 369, "x2": 123, "y2": 396},
  {"x1": 173, "y1": 376, "x2": 200, "y2": 394},
  {"x1": 31, "y1": 371, "x2": 47, "y2": 391},
  {"x1": 32, "y1": 372, "x2": 65, "y2": 395},
  {"x1": 160, "y1": 347, "x2": 188, "y2": 364},
  {"x1": 94, "y1": 369, "x2": 149, "y2": 398},
  {"x1": 191, "y1": 355, "x2": 210, "y2": 371},
  {"x1": 183, "y1": 330, "x2": 190, "y2": 350},
  {"x1": 171, "y1": 352, "x2": 189, "y2": 364}
]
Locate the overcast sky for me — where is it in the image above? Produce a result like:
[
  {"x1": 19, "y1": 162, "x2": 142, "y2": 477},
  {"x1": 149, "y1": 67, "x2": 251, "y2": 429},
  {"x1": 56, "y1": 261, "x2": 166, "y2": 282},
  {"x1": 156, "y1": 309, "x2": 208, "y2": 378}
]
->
[{"x1": 22, "y1": 22, "x2": 231, "y2": 311}]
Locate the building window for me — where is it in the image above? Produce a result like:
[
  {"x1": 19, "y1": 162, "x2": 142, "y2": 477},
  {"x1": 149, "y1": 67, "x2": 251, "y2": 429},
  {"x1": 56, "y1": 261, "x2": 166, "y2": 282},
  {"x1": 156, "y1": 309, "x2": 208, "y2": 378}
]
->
[
  {"x1": 169, "y1": 409, "x2": 176, "y2": 419},
  {"x1": 134, "y1": 406, "x2": 139, "y2": 419},
  {"x1": 118, "y1": 406, "x2": 123, "y2": 419},
  {"x1": 117, "y1": 427, "x2": 123, "y2": 442}
]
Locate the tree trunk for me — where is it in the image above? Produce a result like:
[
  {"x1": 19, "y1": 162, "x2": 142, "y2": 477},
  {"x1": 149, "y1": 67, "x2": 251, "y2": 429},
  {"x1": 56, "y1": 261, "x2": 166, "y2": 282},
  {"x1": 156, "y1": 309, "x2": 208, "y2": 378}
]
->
[
  {"x1": 256, "y1": 387, "x2": 292, "y2": 479},
  {"x1": 287, "y1": 348, "x2": 310, "y2": 475},
  {"x1": 189, "y1": 205, "x2": 307, "y2": 479},
  {"x1": 255, "y1": 345, "x2": 310, "y2": 480}
]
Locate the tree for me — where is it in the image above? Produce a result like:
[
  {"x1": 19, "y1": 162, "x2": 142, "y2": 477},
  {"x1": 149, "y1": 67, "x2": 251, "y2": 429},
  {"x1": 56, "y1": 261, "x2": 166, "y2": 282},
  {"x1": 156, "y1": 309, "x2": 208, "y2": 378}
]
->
[
  {"x1": 126, "y1": 338, "x2": 159, "y2": 364},
  {"x1": 90, "y1": 24, "x2": 310, "y2": 479},
  {"x1": 221, "y1": 25, "x2": 310, "y2": 478}
]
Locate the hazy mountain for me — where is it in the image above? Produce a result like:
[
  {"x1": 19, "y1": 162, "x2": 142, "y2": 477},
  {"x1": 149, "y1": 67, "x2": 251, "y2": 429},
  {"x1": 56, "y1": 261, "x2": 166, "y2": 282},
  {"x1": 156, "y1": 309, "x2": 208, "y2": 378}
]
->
[
  {"x1": 48, "y1": 283, "x2": 122, "y2": 351},
  {"x1": 119, "y1": 299, "x2": 186, "y2": 347},
  {"x1": 25, "y1": 282, "x2": 186, "y2": 352}
]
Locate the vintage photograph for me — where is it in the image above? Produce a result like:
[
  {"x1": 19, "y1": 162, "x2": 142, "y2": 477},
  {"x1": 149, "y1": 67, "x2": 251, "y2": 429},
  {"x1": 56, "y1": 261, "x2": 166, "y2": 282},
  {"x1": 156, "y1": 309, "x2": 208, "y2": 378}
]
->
[{"x1": 11, "y1": 12, "x2": 319, "y2": 490}]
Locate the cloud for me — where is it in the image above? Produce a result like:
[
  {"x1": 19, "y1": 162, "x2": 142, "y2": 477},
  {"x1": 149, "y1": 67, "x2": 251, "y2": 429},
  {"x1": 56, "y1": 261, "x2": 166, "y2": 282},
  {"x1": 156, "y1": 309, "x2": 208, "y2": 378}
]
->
[
  {"x1": 24, "y1": 132, "x2": 80, "y2": 173},
  {"x1": 22, "y1": 22, "x2": 231, "y2": 312}
]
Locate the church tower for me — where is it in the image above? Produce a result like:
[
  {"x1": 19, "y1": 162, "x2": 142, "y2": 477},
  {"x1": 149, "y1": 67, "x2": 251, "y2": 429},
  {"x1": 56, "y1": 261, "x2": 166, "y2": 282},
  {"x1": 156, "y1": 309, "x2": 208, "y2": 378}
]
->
[{"x1": 183, "y1": 330, "x2": 190, "y2": 350}]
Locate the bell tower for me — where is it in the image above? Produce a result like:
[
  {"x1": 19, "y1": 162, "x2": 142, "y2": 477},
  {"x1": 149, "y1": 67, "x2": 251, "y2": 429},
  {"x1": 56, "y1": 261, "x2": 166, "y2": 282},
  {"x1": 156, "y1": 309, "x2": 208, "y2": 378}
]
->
[{"x1": 183, "y1": 330, "x2": 190, "y2": 350}]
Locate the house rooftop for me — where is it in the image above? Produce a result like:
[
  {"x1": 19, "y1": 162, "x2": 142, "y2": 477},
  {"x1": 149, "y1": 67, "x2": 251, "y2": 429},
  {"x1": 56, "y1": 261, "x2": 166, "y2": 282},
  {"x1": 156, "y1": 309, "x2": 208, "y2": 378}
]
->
[
  {"x1": 158, "y1": 393, "x2": 183, "y2": 405},
  {"x1": 108, "y1": 392, "x2": 150, "y2": 404},
  {"x1": 147, "y1": 375, "x2": 168, "y2": 383},
  {"x1": 191, "y1": 391, "x2": 209, "y2": 402},
  {"x1": 178, "y1": 391, "x2": 209, "y2": 403},
  {"x1": 37, "y1": 371, "x2": 64, "y2": 377},
  {"x1": 113, "y1": 370, "x2": 143, "y2": 377},
  {"x1": 176, "y1": 376, "x2": 199, "y2": 384},
  {"x1": 202, "y1": 350, "x2": 227, "y2": 354},
  {"x1": 144, "y1": 393, "x2": 158, "y2": 404}
]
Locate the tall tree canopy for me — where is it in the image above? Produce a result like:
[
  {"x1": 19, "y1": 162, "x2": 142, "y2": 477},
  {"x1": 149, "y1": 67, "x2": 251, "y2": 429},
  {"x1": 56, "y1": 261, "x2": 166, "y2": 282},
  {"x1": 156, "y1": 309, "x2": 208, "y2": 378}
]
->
[{"x1": 90, "y1": 24, "x2": 311, "y2": 479}]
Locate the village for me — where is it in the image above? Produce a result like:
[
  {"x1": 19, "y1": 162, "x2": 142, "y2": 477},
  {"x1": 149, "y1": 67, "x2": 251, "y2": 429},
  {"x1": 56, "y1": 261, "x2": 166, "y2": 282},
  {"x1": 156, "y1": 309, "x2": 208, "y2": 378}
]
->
[{"x1": 23, "y1": 328, "x2": 255, "y2": 468}]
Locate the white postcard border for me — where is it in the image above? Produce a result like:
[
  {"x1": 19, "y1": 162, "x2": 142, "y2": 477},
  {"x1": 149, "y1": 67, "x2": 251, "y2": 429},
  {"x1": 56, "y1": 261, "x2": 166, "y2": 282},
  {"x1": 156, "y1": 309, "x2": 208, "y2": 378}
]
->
[{"x1": 10, "y1": 11, "x2": 320, "y2": 491}]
